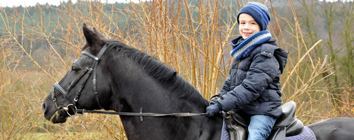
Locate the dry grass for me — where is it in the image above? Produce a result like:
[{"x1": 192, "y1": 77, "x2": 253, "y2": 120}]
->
[{"x1": 0, "y1": 0, "x2": 353, "y2": 139}]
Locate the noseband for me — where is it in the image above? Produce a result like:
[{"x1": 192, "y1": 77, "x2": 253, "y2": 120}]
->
[{"x1": 51, "y1": 44, "x2": 108, "y2": 116}]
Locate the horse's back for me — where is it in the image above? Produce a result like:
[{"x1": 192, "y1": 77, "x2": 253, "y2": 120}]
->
[{"x1": 308, "y1": 117, "x2": 354, "y2": 140}]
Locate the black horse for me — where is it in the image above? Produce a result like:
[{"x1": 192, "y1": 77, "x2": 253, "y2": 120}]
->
[{"x1": 42, "y1": 24, "x2": 354, "y2": 140}]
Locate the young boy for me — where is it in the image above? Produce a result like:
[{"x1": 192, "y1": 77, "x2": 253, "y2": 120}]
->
[{"x1": 206, "y1": 2, "x2": 288, "y2": 140}]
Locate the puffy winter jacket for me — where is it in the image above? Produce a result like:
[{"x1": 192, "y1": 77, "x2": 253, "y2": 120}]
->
[{"x1": 215, "y1": 37, "x2": 288, "y2": 118}]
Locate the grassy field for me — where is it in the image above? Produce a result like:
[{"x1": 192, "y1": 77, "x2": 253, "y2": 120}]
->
[
  {"x1": 1, "y1": 0, "x2": 354, "y2": 139},
  {"x1": 24, "y1": 132, "x2": 112, "y2": 140}
]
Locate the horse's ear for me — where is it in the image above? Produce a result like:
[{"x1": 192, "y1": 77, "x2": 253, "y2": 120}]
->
[
  {"x1": 93, "y1": 27, "x2": 106, "y2": 39},
  {"x1": 82, "y1": 23, "x2": 105, "y2": 54},
  {"x1": 82, "y1": 23, "x2": 100, "y2": 47}
]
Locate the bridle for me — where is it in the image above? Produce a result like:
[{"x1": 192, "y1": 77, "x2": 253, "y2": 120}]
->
[
  {"x1": 51, "y1": 44, "x2": 208, "y2": 119},
  {"x1": 51, "y1": 44, "x2": 108, "y2": 117}
]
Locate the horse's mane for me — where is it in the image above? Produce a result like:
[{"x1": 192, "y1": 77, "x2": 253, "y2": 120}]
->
[{"x1": 105, "y1": 40, "x2": 207, "y2": 106}]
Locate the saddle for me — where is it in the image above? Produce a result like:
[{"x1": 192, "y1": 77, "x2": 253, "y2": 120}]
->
[{"x1": 224, "y1": 101, "x2": 304, "y2": 140}]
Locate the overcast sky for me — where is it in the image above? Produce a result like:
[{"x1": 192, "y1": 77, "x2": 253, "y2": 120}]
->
[{"x1": 0, "y1": 0, "x2": 147, "y2": 7}]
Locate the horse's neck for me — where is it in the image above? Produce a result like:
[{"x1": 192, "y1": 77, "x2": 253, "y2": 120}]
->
[
  {"x1": 108, "y1": 55, "x2": 222, "y2": 139},
  {"x1": 116, "y1": 76, "x2": 226, "y2": 139},
  {"x1": 115, "y1": 74, "x2": 206, "y2": 113},
  {"x1": 110, "y1": 56, "x2": 208, "y2": 112},
  {"x1": 117, "y1": 85, "x2": 223, "y2": 140}
]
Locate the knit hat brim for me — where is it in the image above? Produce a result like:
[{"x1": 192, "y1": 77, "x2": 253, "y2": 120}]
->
[{"x1": 237, "y1": 2, "x2": 270, "y2": 31}]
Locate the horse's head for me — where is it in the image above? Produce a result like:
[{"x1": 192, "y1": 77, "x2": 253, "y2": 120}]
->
[{"x1": 42, "y1": 23, "x2": 112, "y2": 123}]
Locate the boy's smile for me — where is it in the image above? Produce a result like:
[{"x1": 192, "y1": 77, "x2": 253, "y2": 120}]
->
[{"x1": 238, "y1": 13, "x2": 261, "y2": 39}]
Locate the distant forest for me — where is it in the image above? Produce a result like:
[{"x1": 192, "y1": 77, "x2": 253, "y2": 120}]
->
[
  {"x1": 0, "y1": 0, "x2": 302, "y2": 54},
  {"x1": 0, "y1": 0, "x2": 294, "y2": 37}
]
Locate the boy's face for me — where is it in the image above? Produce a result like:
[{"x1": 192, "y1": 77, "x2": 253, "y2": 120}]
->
[{"x1": 238, "y1": 13, "x2": 261, "y2": 39}]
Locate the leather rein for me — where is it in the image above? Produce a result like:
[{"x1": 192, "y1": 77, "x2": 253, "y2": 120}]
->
[
  {"x1": 52, "y1": 44, "x2": 208, "y2": 119},
  {"x1": 77, "y1": 109, "x2": 208, "y2": 121}
]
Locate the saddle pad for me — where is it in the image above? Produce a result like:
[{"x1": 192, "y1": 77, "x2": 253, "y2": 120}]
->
[
  {"x1": 221, "y1": 118, "x2": 231, "y2": 140},
  {"x1": 286, "y1": 126, "x2": 316, "y2": 140},
  {"x1": 220, "y1": 119, "x2": 316, "y2": 140}
]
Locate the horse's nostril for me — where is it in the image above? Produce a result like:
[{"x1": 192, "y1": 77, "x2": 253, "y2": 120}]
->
[{"x1": 42, "y1": 102, "x2": 46, "y2": 110}]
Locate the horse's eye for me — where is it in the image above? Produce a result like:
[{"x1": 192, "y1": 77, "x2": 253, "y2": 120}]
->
[{"x1": 71, "y1": 65, "x2": 81, "y2": 71}]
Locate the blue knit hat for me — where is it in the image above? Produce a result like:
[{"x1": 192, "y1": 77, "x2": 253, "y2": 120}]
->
[{"x1": 237, "y1": 2, "x2": 270, "y2": 31}]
